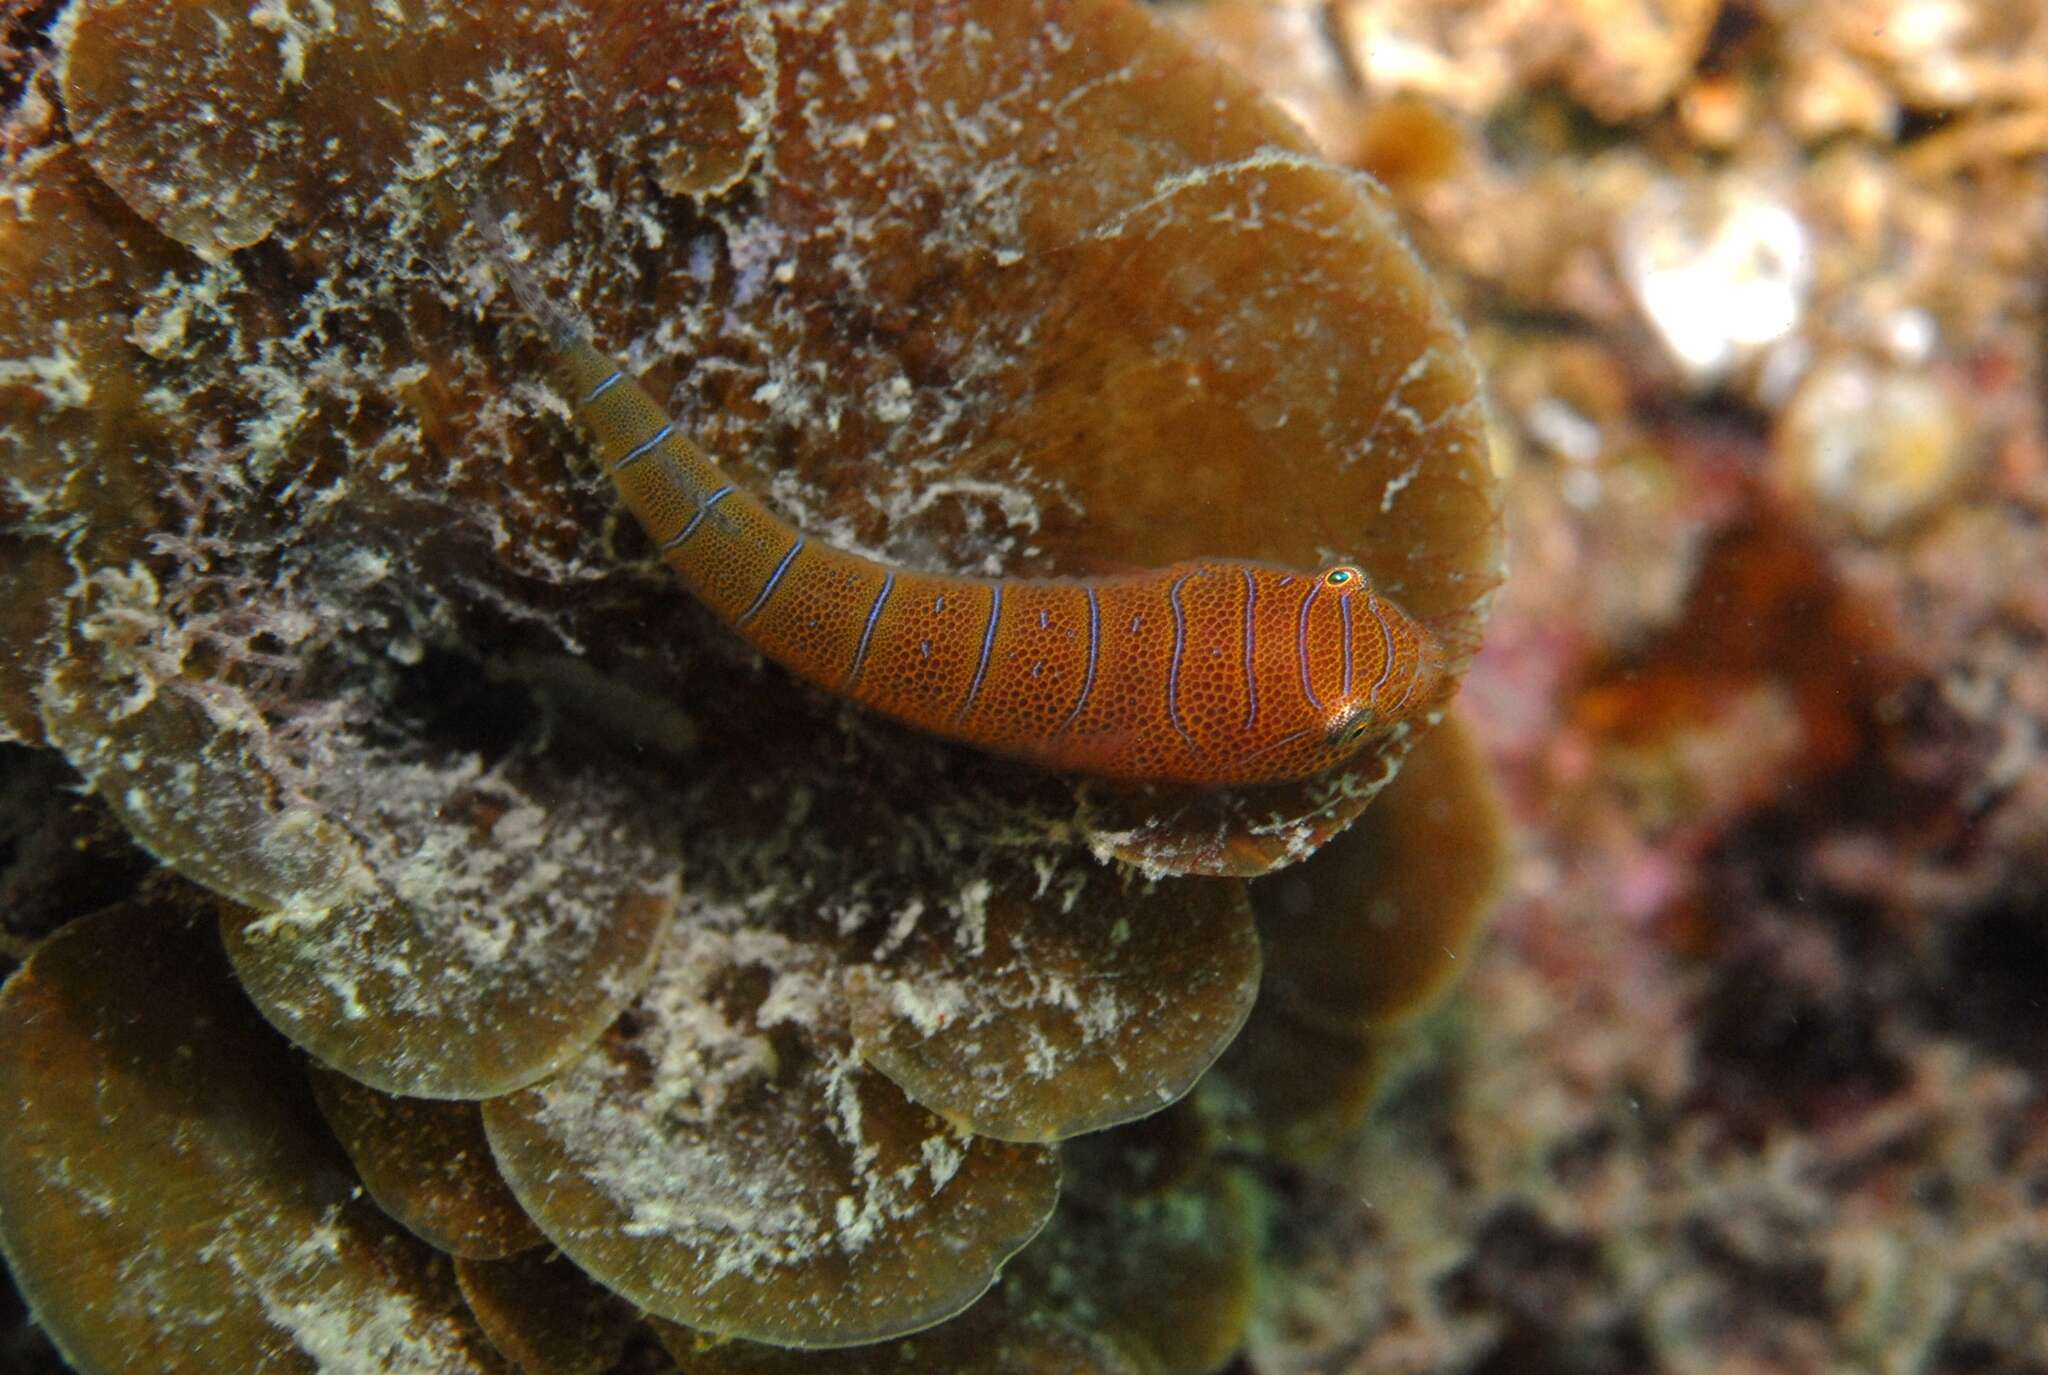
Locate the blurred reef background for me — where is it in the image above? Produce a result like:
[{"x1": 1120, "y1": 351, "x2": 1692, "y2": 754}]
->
[
  {"x1": 3, "y1": 0, "x2": 2047, "y2": 1372},
  {"x1": 1162, "y1": 1, "x2": 2048, "y2": 1371}
]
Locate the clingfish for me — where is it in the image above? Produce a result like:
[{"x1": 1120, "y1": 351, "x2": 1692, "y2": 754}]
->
[{"x1": 481, "y1": 222, "x2": 1444, "y2": 787}]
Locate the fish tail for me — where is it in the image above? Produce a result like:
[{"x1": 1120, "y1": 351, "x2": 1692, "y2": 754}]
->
[{"x1": 470, "y1": 198, "x2": 588, "y2": 351}]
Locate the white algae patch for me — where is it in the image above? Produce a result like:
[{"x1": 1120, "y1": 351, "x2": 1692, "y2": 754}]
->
[{"x1": 483, "y1": 907, "x2": 1058, "y2": 1347}]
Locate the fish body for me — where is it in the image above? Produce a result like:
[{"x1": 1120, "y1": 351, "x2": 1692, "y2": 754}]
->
[{"x1": 512, "y1": 280, "x2": 1441, "y2": 786}]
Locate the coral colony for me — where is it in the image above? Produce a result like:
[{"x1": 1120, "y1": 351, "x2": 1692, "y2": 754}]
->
[{"x1": 0, "y1": 1, "x2": 1502, "y2": 1370}]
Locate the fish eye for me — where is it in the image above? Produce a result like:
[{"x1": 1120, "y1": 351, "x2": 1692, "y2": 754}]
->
[
  {"x1": 1329, "y1": 712, "x2": 1376, "y2": 749},
  {"x1": 1322, "y1": 565, "x2": 1362, "y2": 588}
]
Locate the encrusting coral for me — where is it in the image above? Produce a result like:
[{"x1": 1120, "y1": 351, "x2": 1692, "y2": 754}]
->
[{"x1": 0, "y1": 0, "x2": 1504, "y2": 1368}]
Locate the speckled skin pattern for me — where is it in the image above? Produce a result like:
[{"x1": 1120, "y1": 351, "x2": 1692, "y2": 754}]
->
[{"x1": 559, "y1": 337, "x2": 1442, "y2": 786}]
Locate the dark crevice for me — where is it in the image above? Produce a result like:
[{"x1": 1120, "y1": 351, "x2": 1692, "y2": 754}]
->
[
  {"x1": 1897, "y1": 106, "x2": 1960, "y2": 144},
  {"x1": 1934, "y1": 1338, "x2": 2048, "y2": 1375},
  {"x1": 0, "y1": 0, "x2": 66, "y2": 114},
  {"x1": 0, "y1": 1262, "x2": 66, "y2": 1375},
  {"x1": 1441, "y1": 1205, "x2": 1653, "y2": 1375},
  {"x1": 377, "y1": 644, "x2": 543, "y2": 761},
  {"x1": 1466, "y1": 1322, "x2": 1656, "y2": 1375},
  {"x1": 1692, "y1": 938, "x2": 1906, "y2": 1138},
  {"x1": 1694, "y1": 2, "x2": 1771, "y2": 77},
  {"x1": 0, "y1": 745, "x2": 156, "y2": 945},
  {"x1": 1935, "y1": 897, "x2": 2048, "y2": 1076},
  {"x1": 1682, "y1": 1216, "x2": 1832, "y2": 1321},
  {"x1": 1441, "y1": 1205, "x2": 1605, "y2": 1326}
]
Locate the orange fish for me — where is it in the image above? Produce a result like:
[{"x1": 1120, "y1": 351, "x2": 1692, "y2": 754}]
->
[{"x1": 483, "y1": 221, "x2": 1443, "y2": 786}]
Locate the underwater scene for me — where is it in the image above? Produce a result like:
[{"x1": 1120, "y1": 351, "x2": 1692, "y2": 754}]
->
[{"x1": 0, "y1": 0, "x2": 2039, "y2": 1371}]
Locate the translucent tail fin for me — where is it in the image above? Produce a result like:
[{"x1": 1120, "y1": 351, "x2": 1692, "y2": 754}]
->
[{"x1": 470, "y1": 199, "x2": 588, "y2": 350}]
